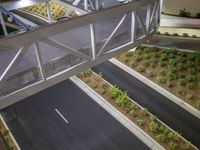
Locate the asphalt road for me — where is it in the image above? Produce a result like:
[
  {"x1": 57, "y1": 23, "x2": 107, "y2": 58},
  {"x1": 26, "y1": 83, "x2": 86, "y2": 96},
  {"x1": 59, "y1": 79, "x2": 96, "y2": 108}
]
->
[
  {"x1": 1, "y1": 79, "x2": 149, "y2": 150},
  {"x1": 93, "y1": 61, "x2": 200, "y2": 148},
  {"x1": 148, "y1": 35, "x2": 200, "y2": 51}
]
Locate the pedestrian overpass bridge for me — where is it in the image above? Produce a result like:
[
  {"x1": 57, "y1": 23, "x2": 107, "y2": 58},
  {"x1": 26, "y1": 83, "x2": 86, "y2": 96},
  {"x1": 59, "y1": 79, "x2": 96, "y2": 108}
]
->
[{"x1": 0, "y1": 0, "x2": 161, "y2": 109}]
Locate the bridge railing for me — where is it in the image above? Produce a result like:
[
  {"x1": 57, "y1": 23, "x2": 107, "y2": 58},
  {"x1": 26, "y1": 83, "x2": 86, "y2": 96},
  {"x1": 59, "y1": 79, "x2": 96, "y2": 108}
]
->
[{"x1": 0, "y1": 0, "x2": 161, "y2": 109}]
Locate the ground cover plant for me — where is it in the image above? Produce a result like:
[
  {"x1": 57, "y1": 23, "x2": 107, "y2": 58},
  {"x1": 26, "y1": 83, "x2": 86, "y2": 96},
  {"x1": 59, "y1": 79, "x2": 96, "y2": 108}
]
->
[
  {"x1": 117, "y1": 46, "x2": 200, "y2": 110},
  {"x1": 78, "y1": 70, "x2": 196, "y2": 150}
]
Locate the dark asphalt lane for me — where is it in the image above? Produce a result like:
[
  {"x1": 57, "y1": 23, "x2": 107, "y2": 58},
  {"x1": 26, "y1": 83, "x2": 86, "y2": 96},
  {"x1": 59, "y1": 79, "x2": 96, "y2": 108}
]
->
[
  {"x1": 1, "y1": 79, "x2": 149, "y2": 150},
  {"x1": 93, "y1": 61, "x2": 200, "y2": 148},
  {"x1": 148, "y1": 36, "x2": 200, "y2": 51}
]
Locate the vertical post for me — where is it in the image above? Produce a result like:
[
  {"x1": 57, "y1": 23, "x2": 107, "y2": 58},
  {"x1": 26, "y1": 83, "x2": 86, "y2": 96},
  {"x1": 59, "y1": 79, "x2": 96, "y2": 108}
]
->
[
  {"x1": 46, "y1": 1, "x2": 53, "y2": 23},
  {"x1": 84, "y1": 0, "x2": 88, "y2": 10},
  {"x1": 95, "y1": 0, "x2": 99, "y2": 10},
  {"x1": 90, "y1": 23, "x2": 96, "y2": 60},
  {"x1": 0, "y1": 11, "x2": 8, "y2": 36},
  {"x1": 34, "y1": 42, "x2": 46, "y2": 80},
  {"x1": 146, "y1": 5, "x2": 151, "y2": 33},
  {"x1": 131, "y1": 12, "x2": 135, "y2": 43}
]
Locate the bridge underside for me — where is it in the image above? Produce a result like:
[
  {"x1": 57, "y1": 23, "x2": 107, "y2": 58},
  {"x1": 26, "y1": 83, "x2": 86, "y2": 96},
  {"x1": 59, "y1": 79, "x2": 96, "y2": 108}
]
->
[{"x1": 0, "y1": 0, "x2": 161, "y2": 109}]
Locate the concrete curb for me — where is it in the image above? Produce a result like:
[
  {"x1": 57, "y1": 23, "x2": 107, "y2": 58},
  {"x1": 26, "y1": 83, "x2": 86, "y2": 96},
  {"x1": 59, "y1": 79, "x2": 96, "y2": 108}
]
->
[
  {"x1": 0, "y1": 114, "x2": 21, "y2": 150},
  {"x1": 109, "y1": 58, "x2": 200, "y2": 120},
  {"x1": 70, "y1": 76, "x2": 165, "y2": 150},
  {"x1": 142, "y1": 44, "x2": 196, "y2": 53}
]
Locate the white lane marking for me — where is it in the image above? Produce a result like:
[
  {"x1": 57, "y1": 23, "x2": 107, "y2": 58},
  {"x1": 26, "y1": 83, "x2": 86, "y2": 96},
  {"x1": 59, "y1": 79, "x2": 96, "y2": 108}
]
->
[{"x1": 55, "y1": 108, "x2": 69, "y2": 124}]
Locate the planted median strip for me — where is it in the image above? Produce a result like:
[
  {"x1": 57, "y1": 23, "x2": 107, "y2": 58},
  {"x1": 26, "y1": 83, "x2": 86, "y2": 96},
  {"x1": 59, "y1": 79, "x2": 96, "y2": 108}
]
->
[
  {"x1": 77, "y1": 69, "x2": 196, "y2": 150},
  {"x1": 117, "y1": 46, "x2": 200, "y2": 111},
  {"x1": 0, "y1": 116, "x2": 18, "y2": 150}
]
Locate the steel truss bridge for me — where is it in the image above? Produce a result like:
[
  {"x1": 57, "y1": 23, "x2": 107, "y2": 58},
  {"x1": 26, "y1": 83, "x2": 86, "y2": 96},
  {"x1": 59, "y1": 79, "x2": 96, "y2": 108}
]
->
[{"x1": 0, "y1": 0, "x2": 162, "y2": 109}]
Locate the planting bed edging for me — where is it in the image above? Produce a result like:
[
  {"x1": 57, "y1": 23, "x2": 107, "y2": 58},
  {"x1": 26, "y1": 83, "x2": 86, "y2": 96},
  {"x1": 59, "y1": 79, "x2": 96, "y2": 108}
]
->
[
  {"x1": 0, "y1": 114, "x2": 21, "y2": 150},
  {"x1": 109, "y1": 58, "x2": 200, "y2": 120},
  {"x1": 70, "y1": 76, "x2": 165, "y2": 150}
]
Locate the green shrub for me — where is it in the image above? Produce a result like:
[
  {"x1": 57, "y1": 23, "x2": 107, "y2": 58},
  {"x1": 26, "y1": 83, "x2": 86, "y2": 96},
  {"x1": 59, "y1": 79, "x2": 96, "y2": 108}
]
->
[
  {"x1": 151, "y1": 52, "x2": 159, "y2": 58},
  {"x1": 137, "y1": 66, "x2": 145, "y2": 72},
  {"x1": 159, "y1": 125, "x2": 165, "y2": 132},
  {"x1": 160, "y1": 61, "x2": 167, "y2": 67},
  {"x1": 157, "y1": 76, "x2": 166, "y2": 84},
  {"x1": 101, "y1": 89, "x2": 106, "y2": 95},
  {"x1": 150, "y1": 115, "x2": 157, "y2": 122},
  {"x1": 159, "y1": 70, "x2": 166, "y2": 76},
  {"x1": 85, "y1": 79, "x2": 91, "y2": 83},
  {"x1": 136, "y1": 55, "x2": 142, "y2": 61},
  {"x1": 149, "y1": 121, "x2": 159, "y2": 132},
  {"x1": 198, "y1": 82, "x2": 200, "y2": 89},
  {"x1": 186, "y1": 94, "x2": 193, "y2": 100},
  {"x1": 130, "y1": 109, "x2": 137, "y2": 117},
  {"x1": 110, "y1": 86, "x2": 123, "y2": 99},
  {"x1": 167, "y1": 81, "x2": 174, "y2": 88},
  {"x1": 188, "y1": 68, "x2": 196, "y2": 75},
  {"x1": 130, "y1": 60, "x2": 137, "y2": 68},
  {"x1": 178, "y1": 78, "x2": 186, "y2": 86},
  {"x1": 151, "y1": 47, "x2": 159, "y2": 52},
  {"x1": 160, "y1": 53, "x2": 168, "y2": 61},
  {"x1": 144, "y1": 54, "x2": 151, "y2": 60},
  {"x1": 168, "y1": 132, "x2": 180, "y2": 141},
  {"x1": 130, "y1": 103, "x2": 138, "y2": 111},
  {"x1": 164, "y1": 32, "x2": 170, "y2": 36},
  {"x1": 187, "y1": 61, "x2": 195, "y2": 68},
  {"x1": 156, "y1": 31, "x2": 161, "y2": 35},
  {"x1": 177, "y1": 51, "x2": 186, "y2": 57},
  {"x1": 183, "y1": 33, "x2": 189, "y2": 37},
  {"x1": 144, "y1": 48, "x2": 150, "y2": 53},
  {"x1": 141, "y1": 108, "x2": 148, "y2": 116},
  {"x1": 102, "y1": 82, "x2": 108, "y2": 89},
  {"x1": 124, "y1": 51, "x2": 132, "y2": 58},
  {"x1": 183, "y1": 143, "x2": 192, "y2": 150},
  {"x1": 147, "y1": 71, "x2": 155, "y2": 77},
  {"x1": 143, "y1": 60, "x2": 150, "y2": 67},
  {"x1": 155, "y1": 134, "x2": 166, "y2": 142},
  {"x1": 124, "y1": 58, "x2": 129, "y2": 63},
  {"x1": 115, "y1": 92, "x2": 130, "y2": 107},
  {"x1": 169, "y1": 59, "x2": 177, "y2": 66},
  {"x1": 192, "y1": 34, "x2": 197, "y2": 38},
  {"x1": 179, "y1": 8, "x2": 191, "y2": 17},
  {"x1": 188, "y1": 54, "x2": 196, "y2": 61},
  {"x1": 187, "y1": 82, "x2": 195, "y2": 90},
  {"x1": 168, "y1": 141, "x2": 178, "y2": 150},
  {"x1": 136, "y1": 49, "x2": 142, "y2": 55},
  {"x1": 137, "y1": 119, "x2": 144, "y2": 126},
  {"x1": 167, "y1": 72, "x2": 177, "y2": 81},
  {"x1": 186, "y1": 75, "x2": 195, "y2": 82},
  {"x1": 177, "y1": 56, "x2": 186, "y2": 63},
  {"x1": 168, "y1": 66, "x2": 177, "y2": 73},
  {"x1": 92, "y1": 84, "x2": 98, "y2": 89},
  {"x1": 164, "y1": 128, "x2": 170, "y2": 135},
  {"x1": 173, "y1": 33, "x2": 179, "y2": 36},
  {"x1": 177, "y1": 63, "x2": 185, "y2": 71},
  {"x1": 162, "y1": 49, "x2": 170, "y2": 54}
]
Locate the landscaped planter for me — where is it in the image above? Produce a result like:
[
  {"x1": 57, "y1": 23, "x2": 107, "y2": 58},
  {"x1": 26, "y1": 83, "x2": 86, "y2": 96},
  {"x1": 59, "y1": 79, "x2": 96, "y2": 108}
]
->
[
  {"x1": 117, "y1": 46, "x2": 200, "y2": 111},
  {"x1": 21, "y1": 0, "x2": 77, "y2": 20},
  {"x1": 78, "y1": 70, "x2": 196, "y2": 150},
  {"x1": 0, "y1": 117, "x2": 18, "y2": 150}
]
